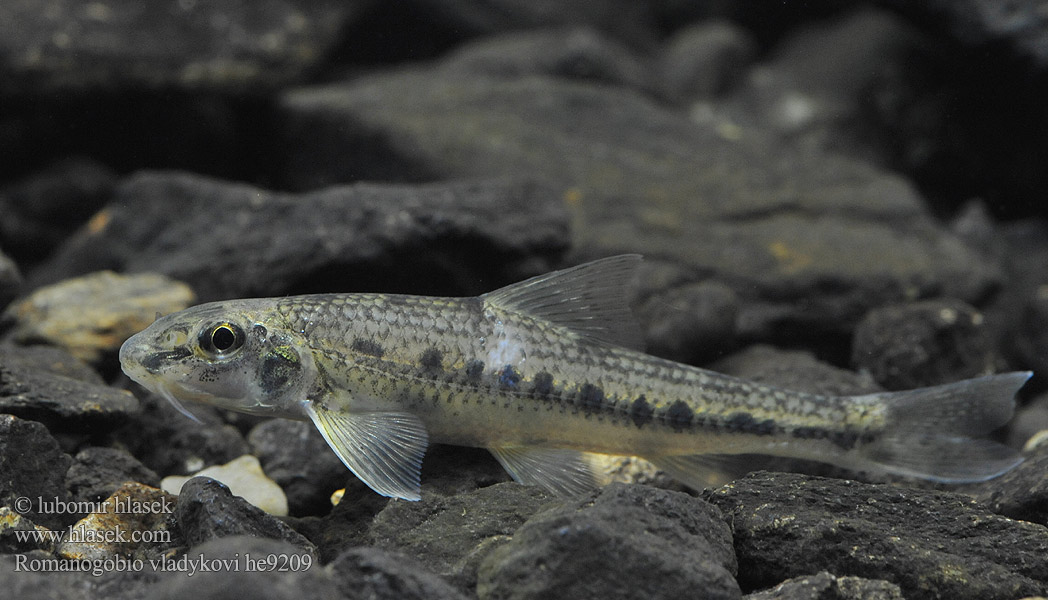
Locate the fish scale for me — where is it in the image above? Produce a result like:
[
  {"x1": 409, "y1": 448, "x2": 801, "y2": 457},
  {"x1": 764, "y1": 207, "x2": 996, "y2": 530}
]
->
[{"x1": 120, "y1": 255, "x2": 1030, "y2": 500}]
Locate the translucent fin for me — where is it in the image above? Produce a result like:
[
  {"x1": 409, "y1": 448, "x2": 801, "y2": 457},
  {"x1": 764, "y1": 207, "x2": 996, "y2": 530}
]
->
[
  {"x1": 854, "y1": 371, "x2": 1031, "y2": 482},
  {"x1": 650, "y1": 454, "x2": 757, "y2": 491},
  {"x1": 482, "y1": 255, "x2": 644, "y2": 350},
  {"x1": 156, "y1": 384, "x2": 203, "y2": 424},
  {"x1": 488, "y1": 446, "x2": 600, "y2": 496},
  {"x1": 306, "y1": 403, "x2": 429, "y2": 501}
]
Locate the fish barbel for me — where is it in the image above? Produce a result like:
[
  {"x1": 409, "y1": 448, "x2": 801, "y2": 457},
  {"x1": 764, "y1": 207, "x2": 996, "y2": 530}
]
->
[{"x1": 119, "y1": 255, "x2": 1030, "y2": 500}]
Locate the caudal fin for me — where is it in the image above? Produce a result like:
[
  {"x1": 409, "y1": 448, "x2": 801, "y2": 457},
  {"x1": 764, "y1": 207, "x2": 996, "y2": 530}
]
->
[{"x1": 854, "y1": 371, "x2": 1031, "y2": 482}]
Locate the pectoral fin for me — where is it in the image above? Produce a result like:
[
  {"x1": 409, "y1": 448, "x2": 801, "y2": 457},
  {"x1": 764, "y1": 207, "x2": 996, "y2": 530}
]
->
[
  {"x1": 306, "y1": 403, "x2": 429, "y2": 501},
  {"x1": 489, "y1": 446, "x2": 600, "y2": 496}
]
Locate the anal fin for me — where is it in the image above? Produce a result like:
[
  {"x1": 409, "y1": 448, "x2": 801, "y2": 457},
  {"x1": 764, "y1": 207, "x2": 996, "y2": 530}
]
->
[
  {"x1": 489, "y1": 446, "x2": 600, "y2": 496},
  {"x1": 306, "y1": 403, "x2": 429, "y2": 501}
]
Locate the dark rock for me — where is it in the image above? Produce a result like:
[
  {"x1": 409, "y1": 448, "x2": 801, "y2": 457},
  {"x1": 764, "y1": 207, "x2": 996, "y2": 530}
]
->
[
  {"x1": 478, "y1": 483, "x2": 739, "y2": 600},
  {"x1": 114, "y1": 391, "x2": 251, "y2": 477},
  {"x1": 744, "y1": 571, "x2": 903, "y2": 600},
  {"x1": 0, "y1": 158, "x2": 116, "y2": 268},
  {"x1": 999, "y1": 219, "x2": 1048, "y2": 376},
  {"x1": 37, "y1": 173, "x2": 570, "y2": 301},
  {"x1": 247, "y1": 420, "x2": 347, "y2": 517},
  {"x1": 392, "y1": 0, "x2": 658, "y2": 48},
  {"x1": 327, "y1": 546, "x2": 469, "y2": 600},
  {"x1": 0, "y1": 0, "x2": 367, "y2": 94},
  {"x1": 636, "y1": 277, "x2": 738, "y2": 364},
  {"x1": 728, "y1": 8, "x2": 926, "y2": 150},
  {"x1": 1007, "y1": 392, "x2": 1048, "y2": 449},
  {"x1": 277, "y1": 65, "x2": 999, "y2": 345},
  {"x1": 0, "y1": 554, "x2": 94, "y2": 599},
  {"x1": 440, "y1": 27, "x2": 653, "y2": 92},
  {"x1": 153, "y1": 536, "x2": 337, "y2": 600},
  {"x1": 979, "y1": 439, "x2": 1048, "y2": 527},
  {"x1": 0, "y1": 248, "x2": 21, "y2": 310},
  {"x1": 66, "y1": 446, "x2": 161, "y2": 504},
  {"x1": 0, "y1": 414, "x2": 74, "y2": 530},
  {"x1": 710, "y1": 345, "x2": 881, "y2": 397},
  {"x1": 881, "y1": 0, "x2": 1048, "y2": 68},
  {"x1": 659, "y1": 20, "x2": 758, "y2": 102},
  {"x1": 707, "y1": 471, "x2": 1048, "y2": 600},
  {"x1": 0, "y1": 344, "x2": 139, "y2": 431},
  {"x1": 174, "y1": 477, "x2": 315, "y2": 556},
  {"x1": 365, "y1": 482, "x2": 556, "y2": 591},
  {"x1": 850, "y1": 298, "x2": 997, "y2": 390},
  {"x1": 0, "y1": 507, "x2": 53, "y2": 554},
  {"x1": 2, "y1": 271, "x2": 195, "y2": 364},
  {"x1": 0, "y1": 344, "x2": 104, "y2": 385}
]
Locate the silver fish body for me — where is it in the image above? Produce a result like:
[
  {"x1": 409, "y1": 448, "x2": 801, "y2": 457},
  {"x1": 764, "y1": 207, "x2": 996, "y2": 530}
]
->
[{"x1": 120, "y1": 256, "x2": 1030, "y2": 500}]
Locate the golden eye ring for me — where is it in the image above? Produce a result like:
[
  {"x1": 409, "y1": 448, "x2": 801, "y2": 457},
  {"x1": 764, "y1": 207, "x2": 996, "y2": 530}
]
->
[{"x1": 199, "y1": 322, "x2": 245, "y2": 355}]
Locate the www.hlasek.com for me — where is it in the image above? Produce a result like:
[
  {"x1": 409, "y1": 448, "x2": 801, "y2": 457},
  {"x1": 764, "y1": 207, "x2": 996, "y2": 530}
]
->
[{"x1": 14, "y1": 552, "x2": 315, "y2": 577}]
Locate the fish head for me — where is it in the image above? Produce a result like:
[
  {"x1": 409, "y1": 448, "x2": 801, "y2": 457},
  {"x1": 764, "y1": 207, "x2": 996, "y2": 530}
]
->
[{"x1": 119, "y1": 300, "x2": 314, "y2": 419}]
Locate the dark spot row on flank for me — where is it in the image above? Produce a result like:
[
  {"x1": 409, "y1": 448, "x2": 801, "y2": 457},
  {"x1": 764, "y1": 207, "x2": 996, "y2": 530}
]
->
[
  {"x1": 724, "y1": 412, "x2": 778, "y2": 436},
  {"x1": 531, "y1": 371, "x2": 555, "y2": 396},
  {"x1": 351, "y1": 338, "x2": 385, "y2": 358},
  {"x1": 664, "y1": 400, "x2": 694, "y2": 432},
  {"x1": 465, "y1": 359, "x2": 485, "y2": 382},
  {"x1": 629, "y1": 395, "x2": 654, "y2": 428},
  {"x1": 420, "y1": 347, "x2": 443, "y2": 371},
  {"x1": 577, "y1": 383, "x2": 605, "y2": 413},
  {"x1": 498, "y1": 365, "x2": 521, "y2": 390},
  {"x1": 791, "y1": 425, "x2": 867, "y2": 450}
]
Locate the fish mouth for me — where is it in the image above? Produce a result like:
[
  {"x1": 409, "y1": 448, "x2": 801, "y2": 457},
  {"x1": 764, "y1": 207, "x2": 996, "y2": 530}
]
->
[{"x1": 119, "y1": 337, "x2": 204, "y2": 423}]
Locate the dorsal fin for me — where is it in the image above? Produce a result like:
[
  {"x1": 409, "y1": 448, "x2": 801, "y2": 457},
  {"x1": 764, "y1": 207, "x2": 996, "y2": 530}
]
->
[{"x1": 482, "y1": 255, "x2": 644, "y2": 350}]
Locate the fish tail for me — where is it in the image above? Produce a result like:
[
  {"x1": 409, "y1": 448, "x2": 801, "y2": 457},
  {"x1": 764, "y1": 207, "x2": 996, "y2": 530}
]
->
[{"x1": 852, "y1": 371, "x2": 1031, "y2": 482}]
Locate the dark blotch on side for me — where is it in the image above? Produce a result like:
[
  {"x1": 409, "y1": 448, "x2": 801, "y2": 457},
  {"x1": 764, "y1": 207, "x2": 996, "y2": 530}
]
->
[
  {"x1": 260, "y1": 348, "x2": 300, "y2": 392},
  {"x1": 420, "y1": 348, "x2": 444, "y2": 371},
  {"x1": 664, "y1": 400, "x2": 694, "y2": 432},
  {"x1": 465, "y1": 359, "x2": 485, "y2": 382},
  {"x1": 630, "y1": 395, "x2": 653, "y2": 428},
  {"x1": 531, "y1": 371, "x2": 554, "y2": 397},
  {"x1": 351, "y1": 338, "x2": 385, "y2": 358},
  {"x1": 578, "y1": 383, "x2": 605, "y2": 413},
  {"x1": 725, "y1": 412, "x2": 777, "y2": 435},
  {"x1": 498, "y1": 365, "x2": 521, "y2": 390}
]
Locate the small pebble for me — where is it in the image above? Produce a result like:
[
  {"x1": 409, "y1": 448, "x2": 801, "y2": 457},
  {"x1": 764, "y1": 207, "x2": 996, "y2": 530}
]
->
[{"x1": 162, "y1": 454, "x2": 288, "y2": 516}]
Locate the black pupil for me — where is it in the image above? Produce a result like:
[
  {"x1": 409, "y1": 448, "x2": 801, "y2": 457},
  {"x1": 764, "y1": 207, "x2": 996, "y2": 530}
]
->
[{"x1": 212, "y1": 326, "x2": 237, "y2": 351}]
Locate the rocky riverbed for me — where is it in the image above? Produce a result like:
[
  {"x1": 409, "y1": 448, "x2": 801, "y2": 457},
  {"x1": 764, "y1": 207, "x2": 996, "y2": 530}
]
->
[{"x1": 2, "y1": 1, "x2": 1048, "y2": 599}]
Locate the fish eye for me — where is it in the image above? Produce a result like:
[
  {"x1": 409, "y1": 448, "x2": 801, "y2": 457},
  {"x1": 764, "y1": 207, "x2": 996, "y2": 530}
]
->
[{"x1": 199, "y1": 322, "x2": 245, "y2": 356}]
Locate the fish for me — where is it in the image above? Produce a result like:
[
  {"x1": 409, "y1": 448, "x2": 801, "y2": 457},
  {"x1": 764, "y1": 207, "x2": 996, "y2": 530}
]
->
[{"x1": 119, "y1": 255, "x2": 1031, "y2": 501}]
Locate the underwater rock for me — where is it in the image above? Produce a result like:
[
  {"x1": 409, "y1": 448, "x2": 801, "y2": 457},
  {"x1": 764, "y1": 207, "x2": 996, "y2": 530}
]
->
[
  {"x1": 440, "y1": 27, "x2": 653, "y2": 92},
  {"x1": 850, "y1": 298, "x2": 997, "y2": 390},
  {"x1": 0, "y1": 158, "x2": 116, "y2": 268},
  {"x1": 0, "y1": 414, "x2": 74, "y2": 530},
  {"x1": 174, "y1": 477, "x2": 314, "y2": 556},
  {"x1": 0, "y1": 0, "x2": 366, "y2": 93},
  {"x1": 0, "y1": 344, "x2": 138, "y2": 430},
  {"x1": 277, "y1": 64, "x2": 1000, "y2": 345},
  {"x1": 114, "y1": 391, "x2": 251, "y2": 478},
  {"x1": 327, "y1": 546, "x2": 470, "y2": 600},
  {"x1": 659, "y1": 20, "x2": 758, "y2": 103},
  {"x1": 0, "y1": 248, "x2": 20, "y2": 310},
  {"x1": 477, "y1": 483, "x2": 739, "y2": 600},
  {"x1": 2, "y1": 270, "x2": 194, "y2": 364},
  {"x1": 365, "y1": 482, "x2": 555, "y2": 592},
  {"x1": 707, "y1": 471, "x2": 1048, "y2": 600},
  {"x1": 66, "y1": 446, "x2": 161, "y2": 504},
  {"x1": 37, "y1": 173, "x2": 570, "y2": 301},
  {"x1": 56, "y1": 482, "x2": 178, "y2": 562},
  {"x1": 743, "y1": 571, "x2": 903, "y2": 600},
  {"x1": 248, "y1": 420, "x2": 351, "y2": 517},
  {"x1": 153, "y1": 536, "x2": 337, "y2": 600}
]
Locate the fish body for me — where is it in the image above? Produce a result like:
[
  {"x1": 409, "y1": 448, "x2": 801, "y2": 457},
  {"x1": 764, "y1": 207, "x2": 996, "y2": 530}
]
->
[{"x1": 120, "y1": 256, "x2": 1030, "y2": 500}]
